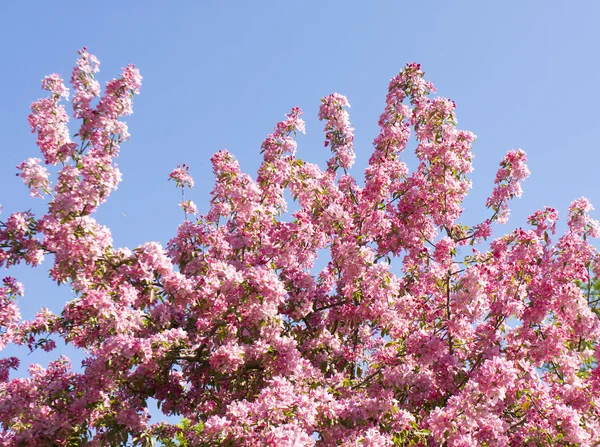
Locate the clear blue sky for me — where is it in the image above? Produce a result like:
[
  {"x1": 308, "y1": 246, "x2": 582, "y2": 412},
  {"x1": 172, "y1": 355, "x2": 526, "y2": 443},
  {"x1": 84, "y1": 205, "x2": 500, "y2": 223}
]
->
[{"x1": 1, "y1": 0, "x2": 599, "y2": 390}]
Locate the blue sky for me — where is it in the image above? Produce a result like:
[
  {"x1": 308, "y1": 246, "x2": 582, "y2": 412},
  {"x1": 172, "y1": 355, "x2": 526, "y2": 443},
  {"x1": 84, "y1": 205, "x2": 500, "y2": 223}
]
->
[{"x1": 1, "y1": 0, "x2": 599, "y2": 414}]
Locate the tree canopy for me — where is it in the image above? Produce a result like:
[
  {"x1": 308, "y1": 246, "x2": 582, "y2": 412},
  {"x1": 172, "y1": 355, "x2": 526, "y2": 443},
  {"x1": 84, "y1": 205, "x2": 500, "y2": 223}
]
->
[{"x1": 1, "y1": 50, "x2": 600, "y2": 446}]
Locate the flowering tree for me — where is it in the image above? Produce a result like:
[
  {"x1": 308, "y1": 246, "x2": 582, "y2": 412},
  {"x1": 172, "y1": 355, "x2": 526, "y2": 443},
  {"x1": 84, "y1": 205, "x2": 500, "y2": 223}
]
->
[{"x1": 1, "y1": 49, "x2": 600, "y2": 446}]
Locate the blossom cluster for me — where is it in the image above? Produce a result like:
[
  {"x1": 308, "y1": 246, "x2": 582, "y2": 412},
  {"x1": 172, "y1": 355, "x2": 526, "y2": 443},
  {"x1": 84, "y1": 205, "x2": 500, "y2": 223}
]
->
[
  {"x1": 319, "y1": 93, "x2": 355, "y2": 171},
  {"x1": 16, "y1": 158, "x2": 50, "y2": 199},
  {"x1": 169, "y1": 164, "x2": 194, "y2": 189}
]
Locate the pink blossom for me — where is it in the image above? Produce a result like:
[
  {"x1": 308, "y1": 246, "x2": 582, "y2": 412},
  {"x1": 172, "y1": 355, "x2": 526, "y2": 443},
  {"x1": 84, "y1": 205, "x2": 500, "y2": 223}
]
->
[
  {"x1": 179, "y1": 200, "x2": 198, "y2": 215},
  {"x1": 486, "y1": 149, "x2": 530, "y2": 223},
  {"x1": 209, "y1": 341, "x2": 245, "y2": 373},
  {"x1": 319, "y1": 93, "x2": 355, "y2": 171},
  {"x1": 41, "y1": 74, "x2": 69, "y2": 99},
  {"x1": 16, "y1": 158, "x2": 50, "y2": 198},
  {"x1": 168, "y1": 164, "x2": 194, "y2": 189}
]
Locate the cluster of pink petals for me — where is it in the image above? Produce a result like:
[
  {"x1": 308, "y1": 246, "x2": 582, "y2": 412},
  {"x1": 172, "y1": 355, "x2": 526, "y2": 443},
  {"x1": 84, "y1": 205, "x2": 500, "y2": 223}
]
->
[
  {"x1": 168, "y1": 164, "x2": 194, "y2": 189},
  {"x1": 28, "y1": 76, "x2": 75, "y2": 165},
  {"x1": 257, "y1": 107, "x2": 305, "y2": 213},
  {"x1": 486, "y1": 149, "x2": 531, "y2": 223},
  {"x1": 0, "y1": 211, "x2": 44, "y2": 268},
  {"x1": 16, "y1": 158, "x2": 50, "y2": 198},
  {"x1": 2, "y1": 55, "x2": 600, "y2": 447},
  {"x1": 319, "y1": 93, "x2": 355, "y2": 171},
  {"x1": 179, "y1": 200, "x2": 198, "y2": 215}
]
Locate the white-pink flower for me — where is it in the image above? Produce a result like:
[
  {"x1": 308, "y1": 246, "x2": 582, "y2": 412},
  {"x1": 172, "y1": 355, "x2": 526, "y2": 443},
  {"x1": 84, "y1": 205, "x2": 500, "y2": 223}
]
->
[{"x1": 16, "y1": 158, "x2": 50, "y2": 198}]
